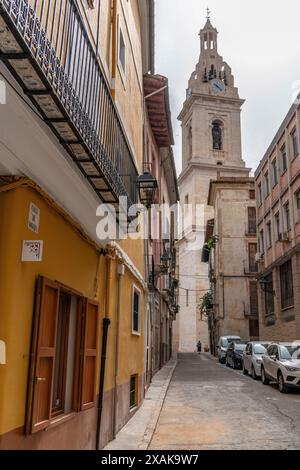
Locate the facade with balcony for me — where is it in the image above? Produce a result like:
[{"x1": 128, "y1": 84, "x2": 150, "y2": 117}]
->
[
  {"x1": 0, "y1": 0, "x2": 177, "y2": 451},
  {"x1": 143, "y1": 74, "x2": 179, "y2": 381},
  {"x1": 255, "y1": 97, "x2": 300, "y2": 342},
  {"x1": 205, "y1": 177, "x2": 259, "y2": 354}
]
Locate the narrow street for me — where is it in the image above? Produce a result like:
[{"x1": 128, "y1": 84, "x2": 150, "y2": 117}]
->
[{"x1": 149, "y1": 353, "x2": 300, "y2": 450}]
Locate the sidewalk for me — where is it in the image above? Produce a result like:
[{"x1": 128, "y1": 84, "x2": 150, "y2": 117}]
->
[{"x1": 104, "y1": 357, "x2": 177, "y2": 451}]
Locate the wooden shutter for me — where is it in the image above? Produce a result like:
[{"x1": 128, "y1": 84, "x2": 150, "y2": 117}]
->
[
  {"x1": 248, "y1": 207, "x2": 257, "y2": 234},
  {"x1": 250, "y1": 281, "x2": 258, "y2": 315},
  {"x1": 80, "y1": 299, "x2": 99, "y2": 410},
  {"x1": 248, "y1": 243, "x2": 258, "y2": 272},
  {"x1": 26, "y1": 277, "x2": 60, "y2": 434}
]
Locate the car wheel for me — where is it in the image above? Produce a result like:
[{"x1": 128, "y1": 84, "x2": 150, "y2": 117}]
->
[
  {"x1": 252, "y1": 365, "x2": 258, "y2": 381},
  {"x1": 242, "y1": 362, "x2": 248, "y2": 375},
  {"x1": 278, "y1": 372, "x2": 288, "y2": 394},
  {"x1": 261, "y1": 367, "x2": 269, "y2": 385}
]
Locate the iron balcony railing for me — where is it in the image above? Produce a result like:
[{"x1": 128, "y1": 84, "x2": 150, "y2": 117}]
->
[{"x1": 0, "y1": 0, "x2": 138, "y2": 209}]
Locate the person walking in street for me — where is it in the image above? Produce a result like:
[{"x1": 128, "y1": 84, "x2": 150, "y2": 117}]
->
[{"x1": 197, "y1": 340, "x2": 202, "y2": 353}]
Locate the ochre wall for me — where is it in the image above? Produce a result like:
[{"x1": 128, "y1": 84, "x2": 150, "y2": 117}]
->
[{"x1": 0, "y1": 185, "x2": 145, "y2": 449}]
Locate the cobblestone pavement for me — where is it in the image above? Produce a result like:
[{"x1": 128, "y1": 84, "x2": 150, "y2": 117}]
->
[{"x1": 149, "y1": 353, "x2": 300, "y2": 450}]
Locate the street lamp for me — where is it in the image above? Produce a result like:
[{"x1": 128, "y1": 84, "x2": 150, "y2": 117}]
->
[{"x1": 137, "y1": 171, "x2": 158, "y2": 208}]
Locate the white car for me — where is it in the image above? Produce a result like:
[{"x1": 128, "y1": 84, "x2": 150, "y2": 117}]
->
[
  {"x1": 242, "y1": 342, "x2": 270, "y2": 379},
  {"x1": 261, "y1": 342, "x2": 300, "y2": 393},
  {"x1": 217, "y1": 336, "x2": 241, "y2": 364}
]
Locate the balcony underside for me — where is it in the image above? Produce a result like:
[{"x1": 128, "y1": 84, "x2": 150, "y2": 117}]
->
[{"x1": 0, "y1": 1, "x2": 138, "y2": 218}]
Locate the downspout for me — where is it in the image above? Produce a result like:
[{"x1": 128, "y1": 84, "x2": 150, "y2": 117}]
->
[
  {"x1": 112, "y1": 263, "x2": 124, "y2": 438},
  {"x1": 96, "y1": 250, "x2": 114, "y2": 450},
  {"x1": 111, "y1": 0, "x2": 118, "y2": 99}
]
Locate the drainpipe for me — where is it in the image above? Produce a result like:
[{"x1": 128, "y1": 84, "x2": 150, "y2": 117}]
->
[
  {"x1": 96, "y1": 250, "x2": 114, "y2": 450},
  {"x1": 111, "y1": 0, "x2": 117, "y2": 99},
  {"x1": 112, "y1": 263, "x2": 125, "y2": 438}
]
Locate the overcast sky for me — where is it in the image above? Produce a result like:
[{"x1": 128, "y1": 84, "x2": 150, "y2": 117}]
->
[{"x1": 155, "y1": 0, "x2": 300, "y2": 175}]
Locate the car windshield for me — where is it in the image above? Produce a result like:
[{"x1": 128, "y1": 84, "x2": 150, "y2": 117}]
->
[
  {"x1": 235, "y1": 344, "x2": 247, "y2": 352},
  {"x1": 279, "y1": 345, "x2": 300, "y2": 360},
  {"x1": 221, "y1": 338, "x2": 238, "y2": 348},
  {"x1": 254, "y1": 344, "x2": 268, "y2": 355}
]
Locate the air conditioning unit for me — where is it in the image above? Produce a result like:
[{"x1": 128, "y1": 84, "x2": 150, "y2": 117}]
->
[
  {"x1": 255, "y1": 252, "x2": 263, "y2": 262},
  {"x1": 279, "y1": 232, "x2": 289, "y2": 242}
]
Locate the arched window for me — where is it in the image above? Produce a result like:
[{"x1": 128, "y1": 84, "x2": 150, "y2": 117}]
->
[{"x1": 212, "y1": 120, "x2": 223, "y2": 150}]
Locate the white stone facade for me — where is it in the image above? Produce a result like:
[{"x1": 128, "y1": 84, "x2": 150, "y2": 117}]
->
[{"x1": 177, "y1": 17, "x2": 250, "y2": 352}]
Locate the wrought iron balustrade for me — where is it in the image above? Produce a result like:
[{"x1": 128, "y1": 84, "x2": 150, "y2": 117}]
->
[{"x1": 0, "y1": 0, "x2": 138, "y2": 210}]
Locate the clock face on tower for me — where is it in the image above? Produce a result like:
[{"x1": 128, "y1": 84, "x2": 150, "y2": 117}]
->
[{"x1": 211, "y1": 79, "x2": 225, "y2": 94}]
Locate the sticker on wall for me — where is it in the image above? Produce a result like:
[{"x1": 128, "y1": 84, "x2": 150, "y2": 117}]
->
[
  {"x1": 28, "y1": 202, "x2": 40, "y2": 233},
  {"x1": 21, "y1": 240, "x2": 43, "y2": 262}
]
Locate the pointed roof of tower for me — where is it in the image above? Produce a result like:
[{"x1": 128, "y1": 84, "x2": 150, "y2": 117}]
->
[{"x1": 199, "y1": 18, "x2": 218, "y2": 35}]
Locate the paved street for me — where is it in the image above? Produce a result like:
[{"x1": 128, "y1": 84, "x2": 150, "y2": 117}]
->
[{"x1": 149, "y1": 353, "x2": 300, "y2": 450}]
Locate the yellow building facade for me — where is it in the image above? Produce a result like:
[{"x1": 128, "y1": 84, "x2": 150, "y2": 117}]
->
[{"x1": 0, "y1": 0, "x2": 155, "y2": 449}]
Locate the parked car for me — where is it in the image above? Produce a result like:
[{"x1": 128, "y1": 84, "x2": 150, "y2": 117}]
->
[
  {"x1": 217, "y1": 336, "x2": 241, "y2": 364},
  {"x1": 261, "y1": 342, "x2": 300, "y2": 393},
  {"x1": 242, "y1": 342, "x2": 270, "y2": 380},
  {"x1": 226, "y1": 341, "x2": 248, "y2": 369}
]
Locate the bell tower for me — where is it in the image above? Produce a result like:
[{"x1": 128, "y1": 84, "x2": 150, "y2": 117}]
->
[{"x1": 177, "y1": 13, "x2": 251, "y2": 353}]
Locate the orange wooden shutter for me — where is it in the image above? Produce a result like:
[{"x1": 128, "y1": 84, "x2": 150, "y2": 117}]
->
[
  {"x1": 26, "y1": 277, "x2": 60, "y2": 434},
  {"x1": 80, "y1": 299, "x2": 99, "y2": 410}
]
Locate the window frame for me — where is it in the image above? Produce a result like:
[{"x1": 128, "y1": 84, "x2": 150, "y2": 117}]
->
[
  {"x1": 271, "y1": 159, "x2": 278, "y2": 187},
  {"x1": 291, "y1": 127, "x2": 299, "y2": 159},
  {"x1": 129, "y1": 374, "x2": 138, "y2": 410},
  {"x1": 280, "y1": 260, "x2": 294, "y2": 310},
  {"x1": 281, "y1": 143, "x2": 288, "y2": 174},
  {"x1": 132, "y1": 285, "x2": 141, "y2": 335},
  {"x1": 25, "y1": 277, "x2": 99, "y2": 435}
]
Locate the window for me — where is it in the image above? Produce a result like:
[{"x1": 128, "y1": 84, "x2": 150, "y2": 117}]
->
[
  {"x1": 118, "y1": 27, "x2": 126, "y2": 73},
  {"x1": 264, "y1": 172, "x2": 270, "y2": 197},
  {"x1": 258, "y1": 183, "x2": 262, "y2": 206},
  {"x1": 296, "y1": 190, "x2": 300, "y2": 222},
  {"x1": 132, "y1": 287, "x2": 141, "y2": 334},
  {"x1": 186, "y1": 289, "x2": 189, "y2": 307},
  {"x1": 129, "y1": 375, "x2": 138, "y2": 409},
  {"x1": 212, "y1": 120, "x2": 222, "y2": 150},
  {"x1": 247, "y1": 207, "x2": 257, "y2": 234},
  {"x1": 281, "y1": 144, "x2": 287, "y2": 173},
  {"x1": 267, "y1": 222, "x2": 272, "y2": 248},
  {"x1": 26, "y1": 277, "x2": 99, "y2": 435},
  {"x1": 280, "y1": 260, "x2": 294, "y2": 310},
  {"x1": 248, "y1": 243, "x2": 258, "y2": 273},
  {"x1": 250, "y1": 281, "x2": 258, "y2": 315},
  {"x1": 260, "y1": 230, "x2": 265, "y2": 255},
  {"x1": 284, "y1": 203, "x2": 291, "y2": 231},
  {"x1": 249, "y1": 319, "x2": 259, "y2": 338},
  {"x1": 272, "y1": 159, "x2": 278, "y2": 187},
  {"x1": 264, "y1": 273, "x2": 275, "y2": 317},
  {"x1": 249, "y1": 189, "x2": 256, "y2": 200},
  {"x1": 275, "y1": 212, "x2": 281, "y2": 240},
  {"x1": 291, "y1": 128, "x2": 299, "y2": 158}
]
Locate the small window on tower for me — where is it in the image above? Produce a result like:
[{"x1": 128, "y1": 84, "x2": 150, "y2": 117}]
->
[{"x1": 212, "y1": 120, "x2": 222, "y2": 150}]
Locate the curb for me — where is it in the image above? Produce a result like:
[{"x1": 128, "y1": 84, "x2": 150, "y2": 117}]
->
[{"x1": 138, "y1": 358, "x2": 177, "y2": 450}]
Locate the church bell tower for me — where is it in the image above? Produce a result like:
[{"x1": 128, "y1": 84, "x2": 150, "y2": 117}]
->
[{"x1": 177, "y1": 12, "x2": 250, "y2": 353}]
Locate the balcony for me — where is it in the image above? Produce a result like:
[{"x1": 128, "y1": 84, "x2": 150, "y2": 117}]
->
[{"x1": 0, "y1": 0, "x2": 138, "y2": 214}]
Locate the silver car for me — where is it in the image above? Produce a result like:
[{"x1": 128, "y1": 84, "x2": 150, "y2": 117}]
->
[
  {"x1": 261, "y1": 342, "x2": 300, "y2": 393},
  {"x1": 242, "y1": 342, "x2": 270, "y2": 379},
  {"x1": 217, "y1": 336, "x2": 241, "y2": 364}
]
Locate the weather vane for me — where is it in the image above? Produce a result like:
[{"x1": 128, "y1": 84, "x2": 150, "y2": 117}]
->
[{"x1": 206, "y1": 7, "x2": 211, "y2": 20}]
